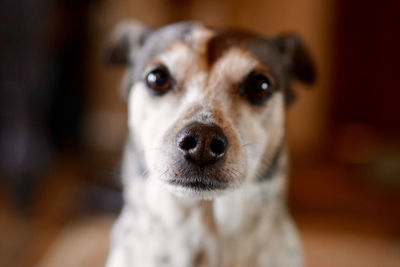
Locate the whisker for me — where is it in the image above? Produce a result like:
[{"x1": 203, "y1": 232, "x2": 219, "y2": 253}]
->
[
  {"x1": 140, "y1": 168, "x2": 149, "y2": 177},
  {"x1": 136, "y1": 146, "x2": 163, "y2": 155},
  {"x1": 242, "y1": 142, "x2": 262, "y2": 147},
  {"x1": 230, "y1": 167, "x2": 245, "y2": 178},
  {"x1": 159, "y1": 169, "x2": 169, "y2": 179}
]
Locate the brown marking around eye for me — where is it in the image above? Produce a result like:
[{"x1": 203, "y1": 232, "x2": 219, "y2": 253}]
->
[
  {"x1": 202, "y1": 47, "x2": 260, "y2": 99},
  {"x1": 150, "y1": 40, "x2": 196, "y2": 95}
]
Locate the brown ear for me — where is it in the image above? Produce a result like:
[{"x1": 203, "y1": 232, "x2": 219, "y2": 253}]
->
[
  {"x1": 274, "y1": 34, "x2": 316, "y2": 84},
  {"x1": 102, "y1": 20, "x2": 152, "y2": 65}
]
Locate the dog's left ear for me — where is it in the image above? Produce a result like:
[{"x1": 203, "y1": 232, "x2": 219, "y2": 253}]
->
[
  {"x1": 274, "y1": 34, "x2": 316, "y2": 84},
  {"x1": 102, "y1": 20, "x2": 152, "y2": 65}
]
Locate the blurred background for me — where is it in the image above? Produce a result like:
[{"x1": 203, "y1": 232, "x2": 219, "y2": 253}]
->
[{"x1": 0, "y1": 0, "x2": 399, "y2": 266}]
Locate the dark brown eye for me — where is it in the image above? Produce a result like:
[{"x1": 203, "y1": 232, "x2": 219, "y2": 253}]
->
[
  {"x1": 145, "y1": 66, "x2": 173, "y2": 95},
  {"x1": 240, "y1": 71, "x2": 275, "y2": 104}
]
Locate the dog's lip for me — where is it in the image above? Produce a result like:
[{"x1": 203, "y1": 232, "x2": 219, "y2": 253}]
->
[{"x1": 168, "y1": 177, "x2": 229, "y2": 191}]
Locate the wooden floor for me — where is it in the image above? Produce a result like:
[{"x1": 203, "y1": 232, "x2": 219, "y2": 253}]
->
[{"x1": 1, "y1": 155, "x2": 399, "y2": 267}]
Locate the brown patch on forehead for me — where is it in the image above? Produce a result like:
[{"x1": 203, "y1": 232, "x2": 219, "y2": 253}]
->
[{"x1": 206, "y1": 30, "x2": 261, "y2": 67}]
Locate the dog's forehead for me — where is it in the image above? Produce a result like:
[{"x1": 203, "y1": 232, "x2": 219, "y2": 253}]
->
[{"x1": 132, "y1": 22, "x2": 283, "y2": 79}]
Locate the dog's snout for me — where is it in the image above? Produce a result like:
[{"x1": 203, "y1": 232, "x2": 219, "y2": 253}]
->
[{"x1": 177, "y1": 122, "x2": 228, "y2": 166}]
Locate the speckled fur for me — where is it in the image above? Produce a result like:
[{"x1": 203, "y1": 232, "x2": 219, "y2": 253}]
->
[{"x1": 104, "y1": 21, "x2": 314, "y2": 267}]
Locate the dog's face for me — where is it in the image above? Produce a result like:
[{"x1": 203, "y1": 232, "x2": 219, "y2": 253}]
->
[{"x1": 104, "y1": 21, "x2": 315, "y2": 198}]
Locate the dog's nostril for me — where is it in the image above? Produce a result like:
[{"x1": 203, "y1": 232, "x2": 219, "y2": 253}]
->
[
  {"x1": 179, "y1": 135, "x2": 197, "y2": 151},
  {"x1": 210, "y1": 138, "x2": 226, "y2": 156}
]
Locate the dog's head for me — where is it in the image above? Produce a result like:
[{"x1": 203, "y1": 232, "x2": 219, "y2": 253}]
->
[{"x1": 104, "y1": 21, "x2": 315, "y2": 198}]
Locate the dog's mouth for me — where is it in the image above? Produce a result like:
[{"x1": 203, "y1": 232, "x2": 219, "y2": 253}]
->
[
  {"x1": 161, "y1": 164, "x2": 242, "y2": 198},
  {"x1": 168, "y1": 177, "x2": 229, "y2": 191},
  {"x1": 163, "y1": 160, "x2": 235, "y2": 194}
]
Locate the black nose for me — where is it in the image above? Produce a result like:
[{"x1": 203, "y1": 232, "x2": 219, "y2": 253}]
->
[{"x1": 177, "y1": 122, "x2": 228, "y2": 166}]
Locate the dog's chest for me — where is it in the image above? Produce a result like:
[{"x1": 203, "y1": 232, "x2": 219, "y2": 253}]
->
[
  {"x1": 112, "y1": 199, "x2": 219, "y2": 266},
  {"x1": 110, "y1": 180, "x2": 289, "y2": 267}
]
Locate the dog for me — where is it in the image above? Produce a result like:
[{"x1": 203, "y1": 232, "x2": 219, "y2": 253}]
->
[{"x1": 103, "y1": 20, "x2": 315, "y2": 267}]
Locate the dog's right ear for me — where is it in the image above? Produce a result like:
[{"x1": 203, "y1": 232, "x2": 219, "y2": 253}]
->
[
  {"x1": 273, "y1": 34, "x2": 316, "y2": 84},
  {"x1": 103, "y1": 20, "x2": 152, "y2": 65}
]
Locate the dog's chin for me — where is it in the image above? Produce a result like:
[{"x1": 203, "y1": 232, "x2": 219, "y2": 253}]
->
[
  {"x1": 156, "y1": 160, "x2": 246, "y2": 199},
  {"x1": 163, "y1": 176, "x2": 235, "y2": 199}
]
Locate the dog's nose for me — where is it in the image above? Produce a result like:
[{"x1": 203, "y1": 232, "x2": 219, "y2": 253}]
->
[{"x1": 177, "y1": 122, "x2": 228, "y2": 166}]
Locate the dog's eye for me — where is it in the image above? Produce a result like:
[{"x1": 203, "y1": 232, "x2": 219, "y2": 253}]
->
[
  {"x1": 240, "y1": 72, "x2": 275, "y2": 104},
  {"x1": 145, "y1": 67, "x2": 173, "y2": 95}
]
